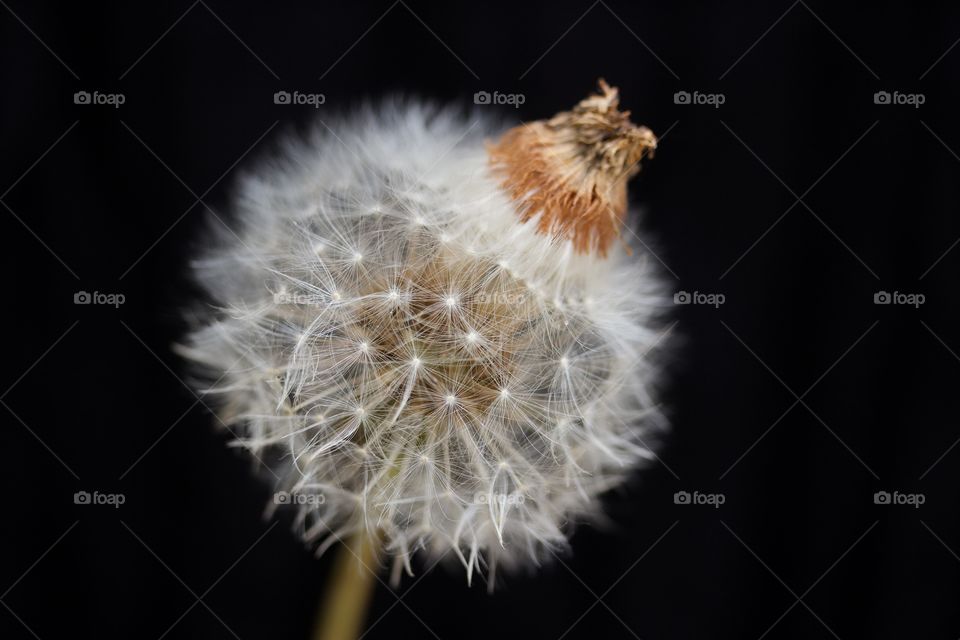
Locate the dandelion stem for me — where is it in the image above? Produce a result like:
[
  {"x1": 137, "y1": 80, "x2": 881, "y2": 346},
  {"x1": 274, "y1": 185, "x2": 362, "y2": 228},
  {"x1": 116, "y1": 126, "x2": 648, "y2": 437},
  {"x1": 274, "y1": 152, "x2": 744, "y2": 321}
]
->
[{"x1": 313, "y1": 533, "x2": 380, "y2": 640}]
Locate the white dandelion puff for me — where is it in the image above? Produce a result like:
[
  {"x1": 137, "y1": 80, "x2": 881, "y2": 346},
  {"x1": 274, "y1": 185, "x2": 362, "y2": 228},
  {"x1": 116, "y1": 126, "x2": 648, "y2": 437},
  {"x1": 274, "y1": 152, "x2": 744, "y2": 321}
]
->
[{"x1": 180, "y1": 81, "x2": 668, "y2": 588}]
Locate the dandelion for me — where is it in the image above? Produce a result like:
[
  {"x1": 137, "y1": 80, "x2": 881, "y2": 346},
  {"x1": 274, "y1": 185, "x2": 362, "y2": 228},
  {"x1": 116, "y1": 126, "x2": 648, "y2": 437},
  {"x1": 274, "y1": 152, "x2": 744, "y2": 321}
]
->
[{"x1": 180, "y1": 80, "x2": 667, "y2": 637}]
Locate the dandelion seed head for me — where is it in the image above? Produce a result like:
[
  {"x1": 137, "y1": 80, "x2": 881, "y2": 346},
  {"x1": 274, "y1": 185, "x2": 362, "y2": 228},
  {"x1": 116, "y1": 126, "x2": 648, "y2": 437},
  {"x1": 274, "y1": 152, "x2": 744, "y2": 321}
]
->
[{"x1": 181, "y1": 98, "x2": 668, "y2": 587}]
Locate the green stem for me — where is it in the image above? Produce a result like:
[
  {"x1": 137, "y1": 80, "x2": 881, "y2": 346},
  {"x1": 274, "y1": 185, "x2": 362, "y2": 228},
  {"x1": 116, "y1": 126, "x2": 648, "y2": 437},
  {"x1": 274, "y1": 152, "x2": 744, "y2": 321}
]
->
[{"x1": 313, "y1": 534, "x2": 380, "y2": 640}]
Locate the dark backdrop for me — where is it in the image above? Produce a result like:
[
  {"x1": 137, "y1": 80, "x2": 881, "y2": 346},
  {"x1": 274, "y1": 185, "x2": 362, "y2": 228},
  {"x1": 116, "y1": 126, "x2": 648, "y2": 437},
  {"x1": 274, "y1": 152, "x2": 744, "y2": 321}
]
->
[{"x1": 3, "y1": 2, "x2": 960, "y2": 638}]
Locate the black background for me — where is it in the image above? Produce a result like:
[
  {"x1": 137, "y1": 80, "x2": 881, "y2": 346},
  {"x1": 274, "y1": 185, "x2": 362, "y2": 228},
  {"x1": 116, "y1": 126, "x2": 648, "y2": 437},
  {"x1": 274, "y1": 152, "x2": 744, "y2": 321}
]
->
[{"x1": 3, "y1": 2, "x2": 960, "y2": 638}]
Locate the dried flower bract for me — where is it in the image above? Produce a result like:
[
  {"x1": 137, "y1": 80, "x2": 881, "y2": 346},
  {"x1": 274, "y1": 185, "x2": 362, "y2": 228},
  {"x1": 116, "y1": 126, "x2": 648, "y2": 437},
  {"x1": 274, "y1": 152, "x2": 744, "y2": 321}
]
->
[{"x1": 488, "y1": 80, "x2": 657, "y2": 255}]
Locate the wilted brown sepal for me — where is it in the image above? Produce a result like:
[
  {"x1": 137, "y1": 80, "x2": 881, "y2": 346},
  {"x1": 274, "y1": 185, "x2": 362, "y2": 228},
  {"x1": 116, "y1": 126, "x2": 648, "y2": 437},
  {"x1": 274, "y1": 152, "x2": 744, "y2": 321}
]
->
[{"x1": 488, "y1": 80, "x2": 657, "y2": 256}]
